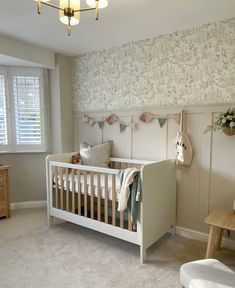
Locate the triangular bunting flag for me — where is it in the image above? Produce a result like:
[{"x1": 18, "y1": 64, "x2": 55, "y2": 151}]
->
[
  {"x1": 88, "y1": 118, "x2": 96, "y2": 127},
  {"x1": 129, "y1": 121, "x2": 137, "y2": 129},
  {"x1": 120, "y1": 122, "x2": 126, "y2": 133},
  {"x1": 158, "y1": 118, "x2": 167, "y2": 128},
  {"x1": 98, "y1": 121, "x2": 104, "y2": 129},
  {"x1": 81, "y1": 115, "x2": 89, "y2": 123},
  {"x1": 139, "y1": 112, "x2": 154, "y2": 123},
  {"x1": 106, "y1": 114, "x2": 119, "y2": 125}
]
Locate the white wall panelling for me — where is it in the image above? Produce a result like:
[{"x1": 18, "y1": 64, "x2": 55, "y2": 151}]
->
[
  {"x1": 132, "y1": 116, "x2": 167, "y2": 161},
  {"x1": 177, "y1": 112, "x2": 209, "y2": 231},
  {"x1": 74, "y1": 103, "x2": 235, "y2": 238},
  {"x1": 210, "y1": 112, "x2": 235, "y2": 212}
]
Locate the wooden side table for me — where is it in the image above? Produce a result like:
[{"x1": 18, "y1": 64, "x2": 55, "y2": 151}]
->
[
  {"x1": 0, "y1": 165, "x2": 10, "y2": 219},
  {"x1": 205, "y1": 209, "x2": 235, "y2": 258}
]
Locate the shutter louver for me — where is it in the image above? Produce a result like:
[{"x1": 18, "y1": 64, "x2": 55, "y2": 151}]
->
[
  {"x1": 0, "y1": 75, "x2": 8, "y2": 145},
  {"x1": 13, "y1": 75, "x2": 42, "y2": 145}
]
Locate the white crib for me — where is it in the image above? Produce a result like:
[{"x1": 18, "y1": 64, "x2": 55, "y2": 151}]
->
[{"x1": 46, "y1": 153, "x2": 176, "y2": 263}]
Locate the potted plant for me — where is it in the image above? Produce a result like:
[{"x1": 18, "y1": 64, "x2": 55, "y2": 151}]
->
[{"x1": 205, "y1": 108, "x2": 235, "y2": 136}]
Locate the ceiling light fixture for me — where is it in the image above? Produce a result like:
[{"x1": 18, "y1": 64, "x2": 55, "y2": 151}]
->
[{"x1": 35, "y1": 0, "x2": 108, "y2": 36}]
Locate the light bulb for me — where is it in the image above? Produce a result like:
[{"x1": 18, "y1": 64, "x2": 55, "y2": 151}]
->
[
  {"x1": 59, "y1": 0, "x2": 80, "y2": 26},
  {"x1": 86, "y1": 0, "x2": 108, "y2": 9}
]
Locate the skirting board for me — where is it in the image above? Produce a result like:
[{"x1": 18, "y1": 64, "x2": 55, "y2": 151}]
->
[
  {"x1": 176, "y1": 226, "x2": 235, "y2": 251},
  {"x1": 10, "y1": 200, "x2": 47, "y2": 210}
]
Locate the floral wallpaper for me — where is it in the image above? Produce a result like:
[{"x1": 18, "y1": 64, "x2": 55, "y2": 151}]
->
[{"x1": 73, "y1": 18, "x2": 235, "y2": 112}]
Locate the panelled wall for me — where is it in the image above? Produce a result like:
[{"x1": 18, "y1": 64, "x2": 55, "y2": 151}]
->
[{"x1": 74, "y1": 104, "x2": 235, "y2": 235}]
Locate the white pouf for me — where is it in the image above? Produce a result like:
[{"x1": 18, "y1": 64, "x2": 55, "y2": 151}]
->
[{"x1": 180, "y1": 259, "x2": 235, "y2": 288}]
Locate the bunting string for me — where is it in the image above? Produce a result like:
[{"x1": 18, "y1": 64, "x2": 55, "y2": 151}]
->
[{"x1": 81, "y1": 112, "x2": 181, "y2": 132}]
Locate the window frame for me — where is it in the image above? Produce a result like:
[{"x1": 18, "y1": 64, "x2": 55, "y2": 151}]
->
[
  {"x1": 0, "y1": 66, "x2": 11, "y2": 150},
  {"x1": 0, "y1": 66, "x2": 48, "y2": 153}
]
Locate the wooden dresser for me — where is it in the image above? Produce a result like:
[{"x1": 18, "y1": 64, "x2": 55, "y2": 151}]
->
[{"x1": 0, "y1": 165, "x2": 10, "y2": 218}]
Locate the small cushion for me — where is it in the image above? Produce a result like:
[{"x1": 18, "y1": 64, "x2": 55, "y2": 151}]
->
[
  {"x1": 80, "y1": 141, "x2": 112, "y2": 168},
  {"x1": 180, "y1": 259, "x2": 235, "y2": 288}
]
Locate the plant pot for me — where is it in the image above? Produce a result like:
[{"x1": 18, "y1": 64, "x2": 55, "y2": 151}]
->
[{"x1": 222, "y1": 128, "x2": 235, "y2": 136}]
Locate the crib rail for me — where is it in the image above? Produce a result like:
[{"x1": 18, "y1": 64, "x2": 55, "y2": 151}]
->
[
  {"x1": 49, "y1": 161, "x2": 134, "y2": 232},
  {"x1": 110, "y1": 161, "x2": 143, "y2": 170},
  {"x1": 109, "y1": 157, "x2": 152, "y2": 170}
]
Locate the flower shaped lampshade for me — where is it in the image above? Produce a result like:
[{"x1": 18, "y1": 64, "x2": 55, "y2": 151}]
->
[
  {"x1": 86, "y1": 0, "x2": 108, "y2": 9},
  {"x1": 59, "y1": 0, "x2": 80, "y2": 25}
]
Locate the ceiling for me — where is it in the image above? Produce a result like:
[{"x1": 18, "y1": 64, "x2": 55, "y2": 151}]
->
[{"x1": 0, "y1": 0, "x2": 234, "y2": 56}]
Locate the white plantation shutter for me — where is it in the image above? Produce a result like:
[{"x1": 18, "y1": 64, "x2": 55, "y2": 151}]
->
[
  {"x1": 13, "y1": 75, "x2": 42, "y2": 145},
  {"x1": 0, "y1": 66, "x2": 47, "y2": 153},
  {"x1": 0, "y1": 74, "x2": 8, "y2": 146}
]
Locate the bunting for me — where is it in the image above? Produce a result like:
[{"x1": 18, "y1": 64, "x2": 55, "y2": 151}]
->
[
  {"x1": 129, "y1": 121, "x2": 137, "y2": 129},
  {"x1": 106, "y1": 114, "x2": 119, "y2": 125},
  {"x1": 119, "y1": 122, "x2": 127, "y2": 133},
  {"x1": 158, "y1": 117, "x2": 167, "y2": 128},
  {"x1": 88, "y1": 118, "x2": 96, "y2": 127},
  {"x1": 81, "y1": 115, "x2": 89, "y2": 123},
  {"x1": 98, "y1": 121, "x2": 105, "y2": 130},
  {"x1": 139, "y1": 112, "x2": 154, "y2": 123},
  {"x1": 80, "y1": 112, "x2": 181, "y2": 131}
]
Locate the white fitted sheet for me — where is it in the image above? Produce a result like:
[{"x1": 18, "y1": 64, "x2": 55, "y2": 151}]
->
[{"x1": 54, "y1": 173, "x2": 121, "y2": 201}]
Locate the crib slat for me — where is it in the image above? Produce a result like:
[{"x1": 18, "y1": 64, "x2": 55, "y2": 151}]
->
[
  {"x1": 77, "y1": 170, "x2": 81, "y2": 215},
  {"x1": 128, "y1": 211, "x2": 132, "y2": 231},
  {"x1": 90, "y1": 172, "x2": 94, "y2": 219},
  {"x1": 55, "y1": 166, "x2": 59, "y2": 208},
  {"x1": 120, "y1": 211, "x2": 124, "y2": 228},
  {"x1": 112, "y1": 175, "x2": 116, "y2": 226},
  {"x1": 51, "y1": 167, "x2": 55, "y2": 207},
  {"x1": 104, "y1": 174, "x2": 108, "y2": 224},
  {"x1": 60, "y1": 168, "x2": 64, "y2": 210},
  {"x1": 66, "y1": 168, "x2": 69, "y2": 211},
  {"x1": 71, "y1": 169, "x2": 75, "y2": 214},
  {"x1": 97, "y1": 173, "x2": 101, "y2": 221},
  {"x1": 84, "y1": 171, "x2": 88, "y2": 217}
]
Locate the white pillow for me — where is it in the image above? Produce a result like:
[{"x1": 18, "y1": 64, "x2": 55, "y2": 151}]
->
[{"x1": 80, "y1": 141, "x2": 112, "y2": 168}]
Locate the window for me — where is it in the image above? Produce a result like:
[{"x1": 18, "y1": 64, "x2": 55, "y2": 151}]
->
[
  {"x1": 0, "y1": 67, "x2": 47, "y2": 152},
  {"x1": 0, "y1": 73, "x2": 8, "y2": 145}
]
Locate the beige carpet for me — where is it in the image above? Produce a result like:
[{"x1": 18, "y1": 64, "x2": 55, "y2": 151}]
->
[{"x1": 0, "y1": 209, "x2": 235, "y2": 288}]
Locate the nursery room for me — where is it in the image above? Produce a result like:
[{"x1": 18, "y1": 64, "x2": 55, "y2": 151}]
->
[{"x1": 0, "y1": 0, "x2": 235, "y2": 287}]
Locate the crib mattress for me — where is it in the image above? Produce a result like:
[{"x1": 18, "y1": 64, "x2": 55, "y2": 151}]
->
[{"x1": 55, "y1": 174, "x2": 121, "y2": 201}]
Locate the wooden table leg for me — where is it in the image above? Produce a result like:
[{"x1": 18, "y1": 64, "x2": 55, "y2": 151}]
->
[
  {"x1": 206, "y1": 225, "x2": 218, "y2": 258},
  {"x1": 215, "y1": 228, "x2": 223, "y2": 250}
]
